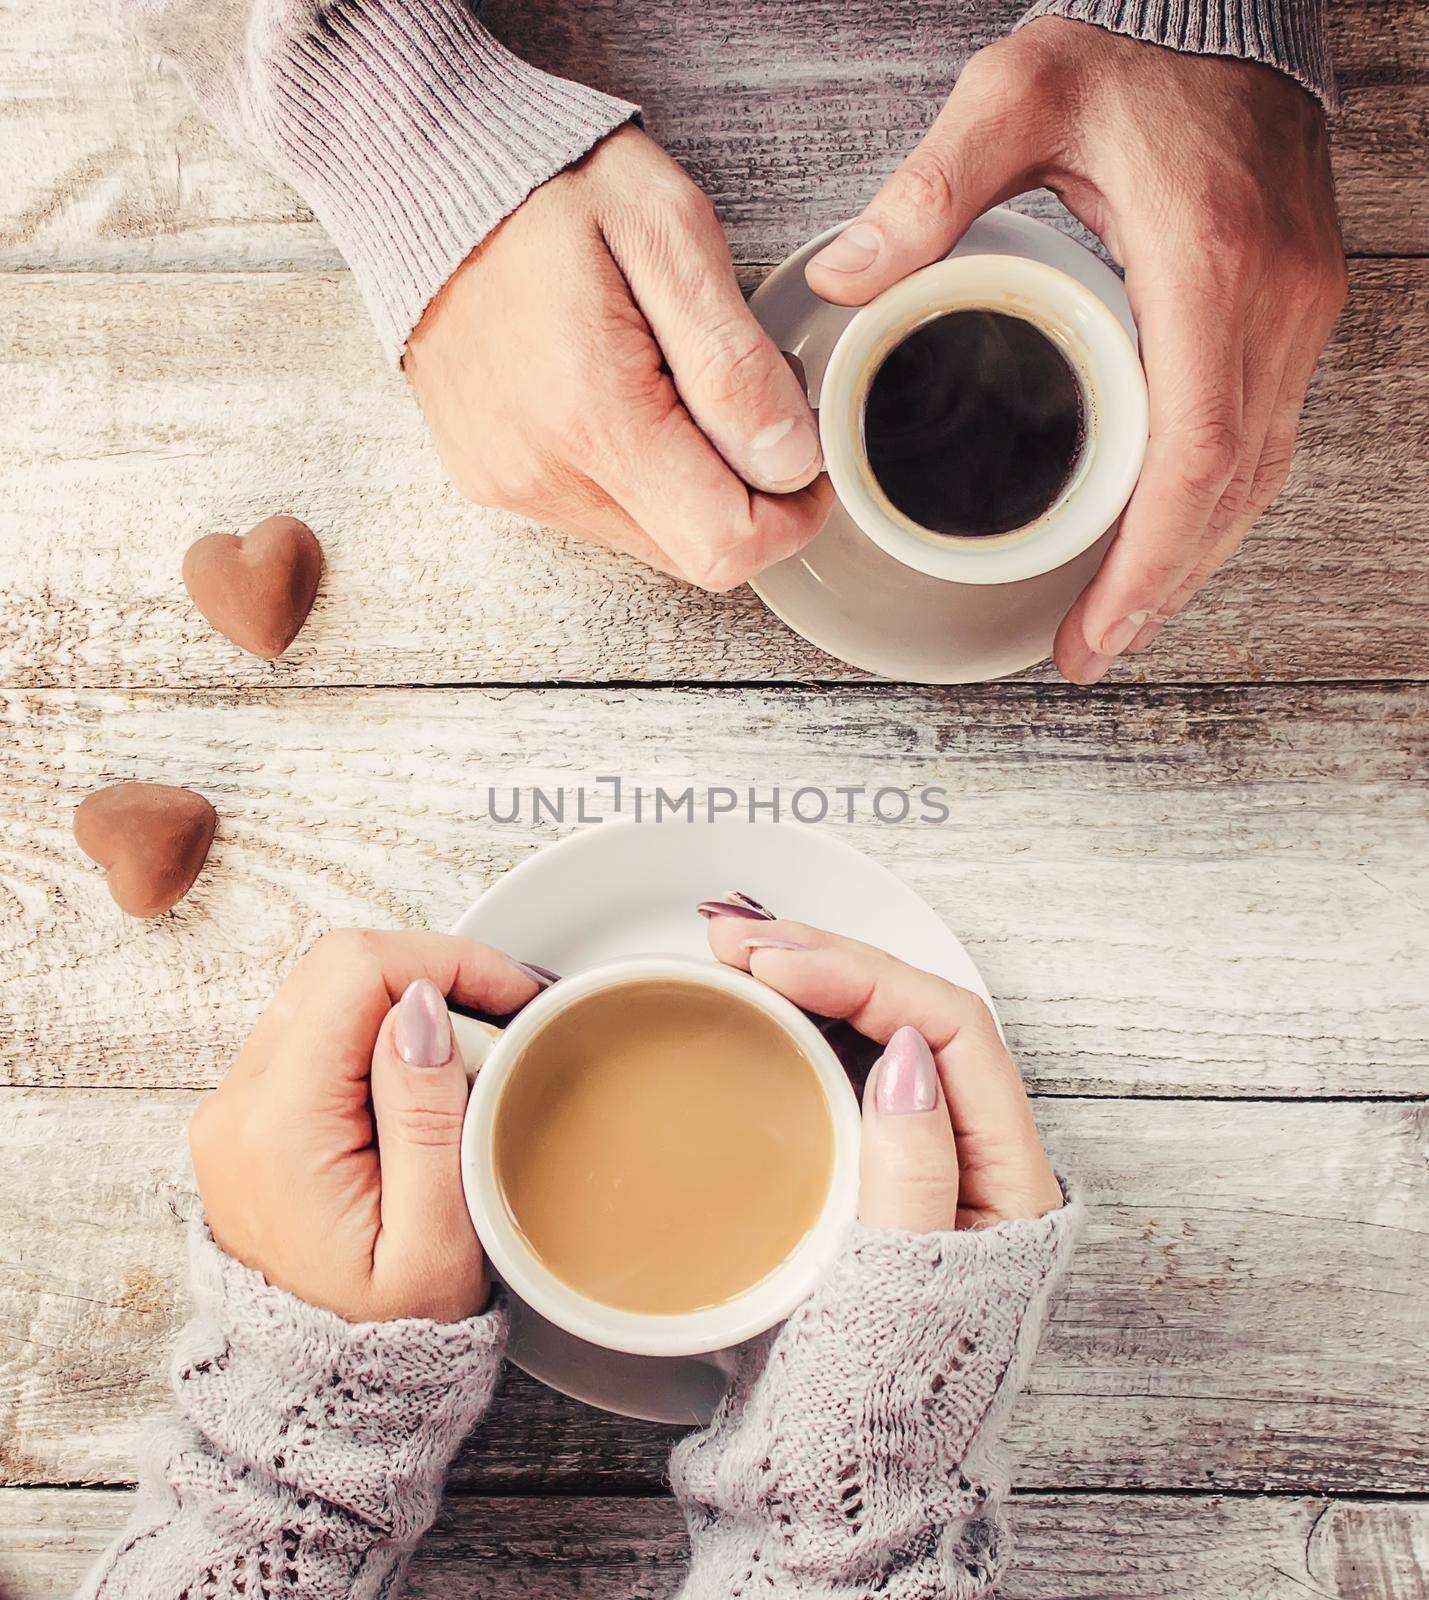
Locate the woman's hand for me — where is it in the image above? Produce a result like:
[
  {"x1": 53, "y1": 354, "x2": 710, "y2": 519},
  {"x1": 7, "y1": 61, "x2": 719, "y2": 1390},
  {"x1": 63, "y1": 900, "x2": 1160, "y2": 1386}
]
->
[
  {"x1": 190, "y1": 930, "x2": 543, "y2": 1322},
  {"x1": 406, "y1": 125, "x2": 832, "y2": 591},
  {"x1": 702, "y1": 901, "x2": 1062, "y2": 1228},
  {"x1": 806, "y1": 20, "x2": 1347, "y2": 683}
]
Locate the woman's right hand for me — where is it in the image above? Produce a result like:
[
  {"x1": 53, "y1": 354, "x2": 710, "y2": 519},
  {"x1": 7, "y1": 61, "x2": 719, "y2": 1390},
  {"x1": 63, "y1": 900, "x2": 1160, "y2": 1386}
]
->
[
  {"x1": 680, "y1": 902, "x2": 1074, "y2": 1599},
  {"x1": 405, "y1": 125, "x2": 832, "y2": 591},
  {"x1": 702, "y1": 898, "x2": 1062, "y2": 1230}
]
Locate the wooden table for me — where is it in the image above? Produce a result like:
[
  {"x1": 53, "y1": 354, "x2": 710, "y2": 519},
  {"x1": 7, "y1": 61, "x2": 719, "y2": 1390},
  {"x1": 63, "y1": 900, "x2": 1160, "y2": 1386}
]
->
[{"x1": 2, "y1": 1, "x2": 1426, "y2": 1594}]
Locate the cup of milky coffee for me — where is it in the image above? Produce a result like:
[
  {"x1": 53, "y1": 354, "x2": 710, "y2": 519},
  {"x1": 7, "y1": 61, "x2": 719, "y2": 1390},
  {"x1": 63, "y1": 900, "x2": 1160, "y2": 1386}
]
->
[
  {"x1": 819, "y1": 253, "x2": 1149, "y2": 585},
  {"x1": 454, "y1": 957, "x2": 861, "y2": 1357}
]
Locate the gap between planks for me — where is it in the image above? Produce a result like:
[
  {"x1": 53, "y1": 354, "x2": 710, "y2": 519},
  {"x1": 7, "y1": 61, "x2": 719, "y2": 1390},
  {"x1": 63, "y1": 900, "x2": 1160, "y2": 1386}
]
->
[
  {"x1": 4, "y1": 1092, "x2": 1425, "y2": 1494},
  {"x1": 2, "y1": 262, "x2": 1425, "y2": 688},
  {"x1": 4, "y1": 682, "x2": 1425, "y2": 1101},
  {"x1": 1, "y1": 1487, "x2": 1426, "y2": 1600}
]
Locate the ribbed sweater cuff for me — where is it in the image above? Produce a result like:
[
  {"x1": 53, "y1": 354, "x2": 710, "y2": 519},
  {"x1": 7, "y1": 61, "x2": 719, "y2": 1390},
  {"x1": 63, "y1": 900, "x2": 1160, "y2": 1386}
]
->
[
  {"x1": 1016, "y1": 0, "x2": 1334, "y2": 107},
  {"x1": 159, "y1": 0, "x2": 638, "y2": 362}
]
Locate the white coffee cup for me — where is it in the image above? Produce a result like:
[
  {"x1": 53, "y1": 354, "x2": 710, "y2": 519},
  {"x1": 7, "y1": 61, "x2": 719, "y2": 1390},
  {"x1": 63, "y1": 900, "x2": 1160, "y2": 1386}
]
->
[
  {"x1": 819, "y1": 253, "x2": 1149, "y2": 586},
  {"x1": 452, "y1": 956, "x2": 862, "y2": 1358}
]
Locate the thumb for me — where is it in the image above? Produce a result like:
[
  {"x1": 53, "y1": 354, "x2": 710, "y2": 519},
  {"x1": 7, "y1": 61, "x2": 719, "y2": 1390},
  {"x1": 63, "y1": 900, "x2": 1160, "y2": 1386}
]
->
[
  {"x1": 369, "y1": 977, "x2": 484, "y2": 1317},
  {"x1": 617, "y1": 192, "x2": 823, "y2": 495},
  {"x1": 805, "y1": 62, "x2": 1047, "y2": 307},
  {"x1": 860, "y1": 1026, "x2": 960, "y2": 1231}
]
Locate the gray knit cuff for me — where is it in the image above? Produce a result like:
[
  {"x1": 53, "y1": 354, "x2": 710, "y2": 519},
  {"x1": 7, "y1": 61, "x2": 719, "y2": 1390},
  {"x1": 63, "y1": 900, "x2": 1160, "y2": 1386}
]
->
[
  {"x1": 1015, "y1": 0, "x2": 1334, "y2": 108},
  {"x1": 268, "y1": 4, "x2": 638, "y2": 362},
  {"x1": 138, "y1": 0, "x2": 637, "y2": 362},
  {"x1": 176, "y1": 1218, "x2": 506, "y2": 1539}
]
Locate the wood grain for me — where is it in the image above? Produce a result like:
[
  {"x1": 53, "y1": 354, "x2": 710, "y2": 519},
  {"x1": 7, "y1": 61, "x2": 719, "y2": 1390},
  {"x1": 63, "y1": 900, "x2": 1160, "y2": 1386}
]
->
[
  {"x1": 1, "y1": 262, "x2": 1425, "y2": 690},
  {"x1": 2, "y1": 0, "x2": 1424, "y2": 273},
  {"x1": 3, "y1": 683, "x2": 1426, "y2": 1098},
  {"x1": 4, "y1": 0, "x2": 1426, "y2": 1576},
  {"x1": 2, "y1": 1488, "x2": 1426, "y2": 1600},
  {"x1": 2, "y1": 1089, "x2": 1424, "y2": 1494}
]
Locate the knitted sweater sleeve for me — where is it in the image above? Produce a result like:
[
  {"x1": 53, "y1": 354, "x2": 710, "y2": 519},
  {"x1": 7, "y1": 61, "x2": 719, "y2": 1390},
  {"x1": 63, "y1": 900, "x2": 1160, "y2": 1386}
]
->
[
  {"x1": 131, "y1": 0, "x2": 638, "y2": 362},
  {"x1": 671, "y1": 1198, "x2": 1081, "y2": 1599},
  {"x1": 78, "y1": 1219, "x2": 507, "y2": 1600},
  {"x1": 1016, "y1": 0, "x2": 1334, "y2": 107}
]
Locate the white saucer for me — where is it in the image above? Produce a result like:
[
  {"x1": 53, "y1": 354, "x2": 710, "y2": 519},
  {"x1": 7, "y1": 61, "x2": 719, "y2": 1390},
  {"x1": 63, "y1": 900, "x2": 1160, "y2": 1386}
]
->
[
  {"x1": 749, "y1": 208, "x2": 1136, "y2": 683},
  {"x1": 449, "y1": 820, "x2": 993, "y2": 1424}
]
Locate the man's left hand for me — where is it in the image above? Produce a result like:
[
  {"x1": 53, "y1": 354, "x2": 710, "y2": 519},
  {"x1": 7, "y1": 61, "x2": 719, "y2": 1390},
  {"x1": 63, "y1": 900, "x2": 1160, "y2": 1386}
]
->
[{"x1": 807, "y1": 18, "x2": 1347, "y2": 683}]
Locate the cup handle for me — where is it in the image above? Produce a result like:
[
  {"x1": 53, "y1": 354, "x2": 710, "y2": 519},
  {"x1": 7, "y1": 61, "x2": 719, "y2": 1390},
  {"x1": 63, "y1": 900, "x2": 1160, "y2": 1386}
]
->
[{"x1": 448, "y1": 1011, "x2": 504, "y2": 1083}]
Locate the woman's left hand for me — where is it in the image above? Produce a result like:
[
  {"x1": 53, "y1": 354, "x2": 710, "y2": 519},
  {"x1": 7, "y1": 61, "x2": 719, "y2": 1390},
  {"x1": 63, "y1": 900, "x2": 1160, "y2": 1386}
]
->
[
  {"x1": 703, "y1": 902, "x2": 1062, "y2": 1230},
  {"x1": 191, "y1": 930, "x2": 543, "y2": 1323}
]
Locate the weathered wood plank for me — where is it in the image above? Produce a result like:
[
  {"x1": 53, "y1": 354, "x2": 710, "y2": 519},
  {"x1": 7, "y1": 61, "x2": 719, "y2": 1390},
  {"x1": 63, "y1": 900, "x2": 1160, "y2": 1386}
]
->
[
  {"x1": 1, "y1": 263, "x2": 1425, "y2": 689},
  {"x1": 3, "y1": 684, "x2": 1425, "y2": 1099},
  {"x1": 1, "y1": 1091, "x2": 1423, "y2": 1493},
  {"x1": 2, "y1": 1488, "x2": 1426, "y2": 1600},
  {"x1": 1, "y1": 0, "x2": 1423, "y2": 273}
]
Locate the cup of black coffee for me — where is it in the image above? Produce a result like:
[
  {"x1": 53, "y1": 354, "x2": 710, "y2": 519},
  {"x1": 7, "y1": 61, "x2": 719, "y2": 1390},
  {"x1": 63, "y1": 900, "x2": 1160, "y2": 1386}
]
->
[{"x1": 819, "y1": 254, "x2": 1148, "y2": 585}]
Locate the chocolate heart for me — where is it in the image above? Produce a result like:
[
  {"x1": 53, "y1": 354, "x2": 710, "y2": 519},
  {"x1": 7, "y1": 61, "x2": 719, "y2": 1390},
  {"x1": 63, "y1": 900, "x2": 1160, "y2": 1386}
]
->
[
  {"x1": 183, "y1": 515, "x2": 323, "y2": 659},
  {"x1": 74, "y1": 783, "x2": 217, "y2": 918}
]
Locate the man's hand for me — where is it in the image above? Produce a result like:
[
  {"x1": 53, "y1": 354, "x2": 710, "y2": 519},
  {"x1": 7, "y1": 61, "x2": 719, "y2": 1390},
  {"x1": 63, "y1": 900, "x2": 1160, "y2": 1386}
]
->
[
  {"x1": 406, "y1": 125, "x2": 831, "y2": 592},
  {"x1": 806, "y1": 19, "x2": 1347, "y2": 682}
]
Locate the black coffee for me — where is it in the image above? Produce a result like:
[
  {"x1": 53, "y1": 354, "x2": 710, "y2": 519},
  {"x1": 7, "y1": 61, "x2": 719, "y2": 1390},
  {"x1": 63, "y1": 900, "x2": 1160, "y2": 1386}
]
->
[{"x1": 861, "y1": 310, "x2": 1084, "y2": 538}]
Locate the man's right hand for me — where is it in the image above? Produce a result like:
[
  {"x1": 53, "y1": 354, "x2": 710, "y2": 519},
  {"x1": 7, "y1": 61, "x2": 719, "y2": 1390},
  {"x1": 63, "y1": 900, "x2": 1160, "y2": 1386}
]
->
[{"x1": 405, "y1": 125, "x2": 831, "y2": 590}]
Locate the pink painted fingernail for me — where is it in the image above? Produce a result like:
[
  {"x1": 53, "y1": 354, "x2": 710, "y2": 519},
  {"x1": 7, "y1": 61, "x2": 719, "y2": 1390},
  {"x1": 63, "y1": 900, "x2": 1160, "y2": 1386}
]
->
[
  {"x1": 1099, "y1": 610, "x2": 1159, "y2": 656},
  {"x1": 697, "y1": 895, "x2": 775, "y2": 921},
  {"x1": 395, "y1": 978, "x2": 453, "y2": 1069},
  {"x1": 812, "y1": 223, "x2": 882, "y2": 274},
  {"x1": 743, "y1": 937, "x2": 809, "y2": 952},
  {"x1": 727, "y1": 891, "x2": 770, "y2": 914},
  {"x1": 875, "y1": 1026, "x2": 939, "y2": 1114},
  {"x1": 511, "y1": 960, "x2": 559, "y2": 988}
]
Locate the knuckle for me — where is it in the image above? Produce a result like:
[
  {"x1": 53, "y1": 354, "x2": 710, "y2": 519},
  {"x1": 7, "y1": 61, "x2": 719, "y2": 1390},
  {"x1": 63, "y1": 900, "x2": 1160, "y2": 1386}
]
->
[
  {"x1": 493, "y1": 442, "x2": 576, "y2": 512},
  {"x1": 1249, "y1": 440, "x2": 1295, "y2": 510},
  {"x1": 373, "y1": 1266, "x2": 480, "y2": 1324},
  {"x1": 960, "y1": 991, "x2": 1003, "y2": 1042},
  {"x1": 686, "y1": 322, "x2": 778, "y2": 410},
  {"x1": 308, "y1": 927, "x2": 375, "y2": 969},
  {"x1": 891, "y1": 146, "x2": 959, "y2": 223},
  {"x1": 581, "y1": 311, "x2": 666, "y2": 413},
  {"x1": 487, "y1": 465, "x2": 544, "y2": 515},
  {"x1": 1176, "y1": 417, "x2": 1241, "y2": 494},
  {"x1": 961, "y1": 35, "x2": 1049, "y2": 104},
  {"x1": 1131, "y1": 552, "x2": 1191, "y2": 597},
  {"x1": 1284, "y1": 270, "x2": 1323, "y2": 319},
  {"x1": 685, "y1": 545, "x2": 759, "y2": 593},
  {"x1": 304, "y1": 927, "x2": 387, "y2": 990},
  {"x1": 607, "y1": 170, "x2": 715, "y2": 252},
  {"x1": 1184, "y1": 540, "x2": 1240, "y2": 598},
  {"x1": 953, "y1": 46, "x2": 999, "y2": 100},
  {"x1": 881, "y1": 1146, "x2": 959, "y2": 1198},
  {"x1": 661, "y1": 176, "x2": 720, "y2": 235},
  {"x1": 1278, "y1": 246, "x2": 1342, "y2": 317},
  {"x1": 389, "y1": 1103, "x2": 466, "y2": 1148}
]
